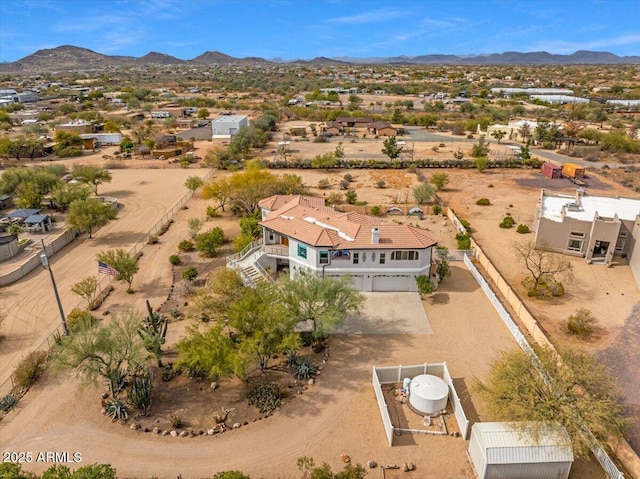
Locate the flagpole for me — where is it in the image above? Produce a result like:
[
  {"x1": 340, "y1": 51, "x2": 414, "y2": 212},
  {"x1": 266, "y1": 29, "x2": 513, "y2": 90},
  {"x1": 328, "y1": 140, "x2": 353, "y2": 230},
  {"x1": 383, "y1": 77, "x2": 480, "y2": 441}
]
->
[{"x1": 97, "y1": 272, "x2": 103, "y2": 306}]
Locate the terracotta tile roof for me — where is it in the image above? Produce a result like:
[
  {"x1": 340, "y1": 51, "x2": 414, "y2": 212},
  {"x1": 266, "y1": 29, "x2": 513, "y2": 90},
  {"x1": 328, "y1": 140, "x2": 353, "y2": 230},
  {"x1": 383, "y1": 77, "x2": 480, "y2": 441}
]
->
[
  {"x1": 258, "y1": 194, "x2": 325, "y2": 212},
  {"x1": 260, "y1": 195, "x2": 438, "y2": 249}
]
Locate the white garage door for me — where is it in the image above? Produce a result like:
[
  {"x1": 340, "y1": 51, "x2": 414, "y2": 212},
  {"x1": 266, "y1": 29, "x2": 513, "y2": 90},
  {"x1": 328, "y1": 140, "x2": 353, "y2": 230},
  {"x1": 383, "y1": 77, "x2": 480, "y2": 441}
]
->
[
  {"x1": 372, "y1": 275, "x2": 414, "y2": 292},
  {"x1": 350, "y1": 275, "x2": 364, "y2": 290}
]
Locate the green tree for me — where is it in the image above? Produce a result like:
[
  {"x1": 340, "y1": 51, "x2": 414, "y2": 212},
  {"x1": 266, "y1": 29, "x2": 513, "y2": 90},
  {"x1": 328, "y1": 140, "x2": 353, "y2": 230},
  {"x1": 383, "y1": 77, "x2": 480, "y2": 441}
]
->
[
  {"x1": 228, "y1": 166, "x2": 278, "y2": 214},
  {"x1": 202, "y1": 176, "x2": 232, "y2": 212},
  {"x1": 275, "y1": 173, "x2": 308, "y2": 195},
  {"x1": 119, "y1": 136, "x2": 134, "y2": 152},
  {"x1": 196, "y1": 227, "x2": 226, "y2": 257},
  {"x1": 197, "y1": 108, "x2": 210, "y2": 119},
  {"x1": 71, "y1": 165, "x2": 112, "y2": 195},
  {"x1": 347, "y1": 94, "x2": 362, "y2": 110},
  {"x1": 475, "y1": 157, "x2": 489, "y2": 172},
  {"x1": 67, "y1": 199, "x2": 118, "y2": 239},
  {"x1": 381, "y1": 136, "x2": 401, "y2": 159},
  {"x1": 54, "y1": 130, "x2": 83, "y2": 157},
  {"x1": 412, "y1": 183, "x2": 434, "y2": 204},
  {"x1": 15, "y1": 181, "x2": 44, "y2": 208},
  {"x1": 311, "y1": 152, "x2": 338, "y2": 169},
  {"x1": 50, "y1": 183, "x2": 91, "y2": 210},
  {"x1": 429, "y1": 172, "x2": 449, "y2": 191},
  {"x1": 230, "y1": 126, "x2": 267, "y2": 155},
  {"x1": 345, "y1": 189, "x2": 357, "y2": 204},
  {"x1": 96, "y1": 248, "x2": 139, "y2": 293},
  {"x1": 185, "y1": 175, "x2": 203, "y2": 193},
  {"x1": 71, "y1": 276, "x2": 99, "y2": 310},
  {"x1": 53, "y1": 310, "x2": 149, "y2": 400},
  {"x1": 188, "y1": 217, "x2": 203, "y2": 239},
  {"x1": 103, "y1": 119, "x2": 121, "y2": 133},
  {"x1": 279, "y1": 270, "x2": 365, "y2": 342},
  {"x1": 475, "y1": 346, "x2": 626, "y2": 459},
  {"x1": 202, "y1": 145, "x2": 239, "y2": 169}
]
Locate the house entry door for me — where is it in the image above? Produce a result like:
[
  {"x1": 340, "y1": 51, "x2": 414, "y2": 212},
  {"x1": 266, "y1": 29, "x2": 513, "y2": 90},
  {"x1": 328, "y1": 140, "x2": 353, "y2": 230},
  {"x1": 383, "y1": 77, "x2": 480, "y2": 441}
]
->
[{"x1": 592, "y1": 240, "x2": 609, "y2": 257}]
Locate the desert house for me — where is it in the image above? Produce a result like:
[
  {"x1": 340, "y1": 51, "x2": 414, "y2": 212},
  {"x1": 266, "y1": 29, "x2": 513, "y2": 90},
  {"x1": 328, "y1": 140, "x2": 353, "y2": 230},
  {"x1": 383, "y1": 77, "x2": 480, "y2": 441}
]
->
[
  {"x1": 533, "y1": 189, "x2": 640, "y2": 287},
  {"x1": 211, "y1": 114, "x2": 248, "y2": 142},
  {"x1": 228, "y1": 195, "x2": 439, "y2": 292}
]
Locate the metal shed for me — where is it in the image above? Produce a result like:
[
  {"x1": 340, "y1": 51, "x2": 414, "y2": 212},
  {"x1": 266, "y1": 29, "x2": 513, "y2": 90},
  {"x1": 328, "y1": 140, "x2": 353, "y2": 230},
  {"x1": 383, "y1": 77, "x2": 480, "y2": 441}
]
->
[
  {"x1": 541, "y1": 162, "x2": 562, "y2": 179},
  {"x1": 467, "y1": 422, "x2": 573, "y2": 479}
]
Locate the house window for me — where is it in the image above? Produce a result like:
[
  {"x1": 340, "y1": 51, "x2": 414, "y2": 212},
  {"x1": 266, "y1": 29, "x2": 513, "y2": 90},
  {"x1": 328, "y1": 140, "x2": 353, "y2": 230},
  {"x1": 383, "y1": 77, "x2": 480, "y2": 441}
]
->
[
  {"x1": 362, "y1": 252, "x2": 367, "y2": 263},
  {"x1": 319, "y1": 251, "x2": 329, "y2": 264},
  {"x1": 380, "y1": 253, "x2": 386, "y2": 264},
  {"x1": 567, "y1": 239, "x2": 583, "y2": 252},
  {"x1": 569, "y1": 231, "x2": 585, "y2": 238},
  {"x1": 268, "y1": 232, "x2": 275, "y2": 242},
  {"x1": 353, "y1": 252, "x2": 359, "y2": 264},
  {"x1": 371, "y1": 252, "x2": 376, "y2": 262},
  {"x1": 390, "y1": 250, "x2": 419, "y2": 261},
  {"x1": 297, "y1": 244, "x2": 307, "y2": 259}
]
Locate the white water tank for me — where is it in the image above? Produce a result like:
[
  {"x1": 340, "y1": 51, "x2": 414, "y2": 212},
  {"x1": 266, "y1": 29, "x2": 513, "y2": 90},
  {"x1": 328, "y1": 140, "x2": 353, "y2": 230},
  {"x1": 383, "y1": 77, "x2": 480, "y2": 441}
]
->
[{"x1": 409, "y1": 374, "x2": 448, "y2": 414}]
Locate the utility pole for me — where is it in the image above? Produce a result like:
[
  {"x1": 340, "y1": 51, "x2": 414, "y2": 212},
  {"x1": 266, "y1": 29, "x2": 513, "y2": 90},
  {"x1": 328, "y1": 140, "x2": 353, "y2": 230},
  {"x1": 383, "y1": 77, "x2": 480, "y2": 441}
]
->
[{"x1": 39, "y1": 239, "x2": 69, "y2": 336}]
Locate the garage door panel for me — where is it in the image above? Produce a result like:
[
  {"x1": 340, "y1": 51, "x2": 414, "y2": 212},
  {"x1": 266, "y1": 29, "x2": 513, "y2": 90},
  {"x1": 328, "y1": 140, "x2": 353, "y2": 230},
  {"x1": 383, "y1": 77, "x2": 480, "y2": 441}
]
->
[{"x1": 372, "y1": 275, "x2": 414, "y2": 292}]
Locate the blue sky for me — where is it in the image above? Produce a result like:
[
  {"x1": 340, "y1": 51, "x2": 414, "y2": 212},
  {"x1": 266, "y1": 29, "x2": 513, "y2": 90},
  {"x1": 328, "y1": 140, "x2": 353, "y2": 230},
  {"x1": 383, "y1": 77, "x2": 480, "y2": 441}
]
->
[{"x1": 1, "y1": 0, "x2": 639, "y2": 62}]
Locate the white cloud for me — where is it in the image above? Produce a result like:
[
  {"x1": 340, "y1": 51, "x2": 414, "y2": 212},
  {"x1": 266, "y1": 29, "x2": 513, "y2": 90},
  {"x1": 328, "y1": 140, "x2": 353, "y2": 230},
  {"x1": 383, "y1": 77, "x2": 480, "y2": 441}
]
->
[
  {"x1": 529, "y1": 33, "x2": 640, "y2": 54},
  {"x1": 329, "y1": 9, "x2": 404, "y2": 24}
]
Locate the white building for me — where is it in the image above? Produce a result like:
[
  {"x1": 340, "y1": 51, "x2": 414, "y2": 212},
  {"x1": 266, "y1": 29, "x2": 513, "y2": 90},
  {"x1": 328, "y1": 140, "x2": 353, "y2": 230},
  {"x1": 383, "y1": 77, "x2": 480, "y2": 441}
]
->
[
  {"x1": 227, "y1": 195, "x2": 438, "y2": 292},
  {"x1": 211, "y1": 114, "x2": 248, "y2": 140},
  {"x1": 468, "y1": 422, "x2": 573, "y2": 479}
]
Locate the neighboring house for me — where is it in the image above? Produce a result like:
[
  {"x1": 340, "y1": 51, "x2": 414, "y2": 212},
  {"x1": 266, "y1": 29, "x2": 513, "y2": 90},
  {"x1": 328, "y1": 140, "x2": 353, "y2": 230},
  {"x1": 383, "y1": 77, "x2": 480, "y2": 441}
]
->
[
  {"x1": 367, "y1": 121, "x2": 397, "y2": 137},
  {"x1": 79, "y1": 133, "x2": 123, "y2": 146},
  {"x1": 323, "y1": 120, "x2": 343, "y2": 136},
  {"x1": 55, "y1": 120, "x2": 95, "y2": 134},
  {"x1": 211, "y1": 114, "x2": 248, "y2": 141},
  {"x1": 228, "y1": 195, "x2": 438, "y2": 292},
  {"x1": 533, "y1": 189, "x2": 640, "y2": 288}
]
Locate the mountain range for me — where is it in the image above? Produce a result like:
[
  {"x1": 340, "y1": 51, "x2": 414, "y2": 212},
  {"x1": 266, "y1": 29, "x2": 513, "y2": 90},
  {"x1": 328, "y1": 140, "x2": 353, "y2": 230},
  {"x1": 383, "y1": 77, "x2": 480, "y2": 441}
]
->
[{"x1": 1, "y1": 45, "x2": 639, "y2": 72}]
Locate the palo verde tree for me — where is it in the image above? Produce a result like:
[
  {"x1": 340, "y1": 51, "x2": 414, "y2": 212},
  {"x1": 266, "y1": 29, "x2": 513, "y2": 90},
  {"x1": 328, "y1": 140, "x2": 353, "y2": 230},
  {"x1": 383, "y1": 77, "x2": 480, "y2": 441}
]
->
[
  {"x1": 278, "y1": 270, "x2": 365, "y2": 347},
  {"x1": 96, "y1": 248, "x2": 139, "y2": 293},
  {"x1": 475, "y1": 346, "x2": 626, "y2": 459},
  {"x1": 50, "y1": 182, "x2": 91, "y2": 211},
  {"x1": 184, "y1": 175, "x2": 203, "y2": 193},
  {"x1": 429, "y1": 172, "x2": 449, "y2": 191},
  {"x1": 513, "y1": 240, "x2": 572, "y2": 297},
  {"x1": 67, "y1": 199, "x2": 118, "y2": 239},
  {"x1": 71, "y1": 165, "x2": 112, "y2": 195},
  {"x1": 202, "y1": 176, "x2": 233, "y2": 212},
  {"x1": 412, "y1": 183, "x2": 435, "y2": 205},
  {"x1": 53, "y1": 310, "x2": 149, "y2": 401},
  {"x1": 71, "y1": 276, "x2": 99, "y2": 310}
]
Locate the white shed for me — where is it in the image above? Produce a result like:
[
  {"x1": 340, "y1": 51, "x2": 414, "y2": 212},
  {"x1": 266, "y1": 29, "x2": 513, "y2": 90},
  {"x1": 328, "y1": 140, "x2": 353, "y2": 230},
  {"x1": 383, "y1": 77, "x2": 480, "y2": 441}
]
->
[
  {"x1": 468, "y1": 422, "x2": 573, "y2": 479},
  {"x1": 211, "y1": 114, "x2": 248, "y2": 137}
]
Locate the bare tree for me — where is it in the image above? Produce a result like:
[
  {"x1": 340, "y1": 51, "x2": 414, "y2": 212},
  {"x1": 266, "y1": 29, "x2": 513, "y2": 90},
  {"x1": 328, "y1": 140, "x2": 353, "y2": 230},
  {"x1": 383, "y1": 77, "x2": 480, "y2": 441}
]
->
[{"x1": 513, "y1": 240, "x2": 572, "y2": 295}]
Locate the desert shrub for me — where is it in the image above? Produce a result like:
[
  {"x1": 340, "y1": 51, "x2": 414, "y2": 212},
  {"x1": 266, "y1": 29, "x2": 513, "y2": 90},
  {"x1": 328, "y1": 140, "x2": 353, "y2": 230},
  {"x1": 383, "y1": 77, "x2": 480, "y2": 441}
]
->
[
  {"x1": 488, "y1": 183, "x2": 494, "y2": 188},
  {"x1": 415, "y1": 275, "x2": 434, "y2": 295},
  {"x1": 517, "y1": 224, "x2": 530, "y2": 234},
  {"x1": 13, "y1": 350, "x2": 48, "y2": 389},
  {"x1": 147, "y1": 235, "x2": 159, "y2": 245},
  {"x1": 170, "y1": 412, "x2": 182, "y2": 428},
  {"x1": 567, "y1": 308, "x2": 598, "y2": 337},
  {"x1": 455, "y1": 233, "x2": 471, "y2": 249},
  {"x1": 343, "y1": 173, "x2": 353, "y2": 182},
  {"x1": 178, "y1": 240, "x2": 195, "y2": 252},
  {"x1": 213, "y1": 472, "x2": 250, "y2": 479},
  {"x1": 476, "y1": 198, "x2": 491, "y2": 206},
  {"x1": 407, "y1": 164, "x2": 417, "y2": 174},
  {"x1": 56, "y1": 147, "x2": 83, "y2": 158},
  {"x1": 433, "y1": 204, "x2": 442, "y2": 215},
  {"x1": 437, "y1": 260, "x2": 451, "y2": 281},
  {"x1": 206, "y1": 206, "x2": 220, "y2": 218},
  {"x1": 369, "y1": 205, "x2": 382, "y2": 217},
  {"x1": 161, "y1": 363, "x2": 181, "y2": 382},
  {"x1": 339, "y1": 179, "x2": 350, "y2": 190},
  {"x1": 182, "y1": 266, "x2": 198, "y2": 282},
  {"x1": 459, "y1": 219, "x2": 472, "y2": 232},
  {"x1": 247, "y1": 382, "x2": 282, "y2": 414},
  {"x1": 376, "y1": 180, "x2": 386, "y2": 188},
  {"x1": 66, "y1": 307, "x2": 96, "y2": 332},
  {"x1": 345, "y1": 189, "x2": 357, "y2": 204},
  {"x1": 317, "y1": 178, "x2": 330, "y2": 190},
  {"x1": 499, "y1": 216, "x2": 515, "y2": 228},
  {"x1": 524, "y1": 277, "x2": 565, "y2": 298},
  {"x1": 169, "y1": 254, "x2": 181, "y2": 265}
]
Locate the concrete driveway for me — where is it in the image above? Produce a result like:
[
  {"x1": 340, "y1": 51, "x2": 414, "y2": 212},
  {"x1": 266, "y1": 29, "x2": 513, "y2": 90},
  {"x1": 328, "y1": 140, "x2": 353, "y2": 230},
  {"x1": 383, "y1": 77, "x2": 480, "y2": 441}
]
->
[{"x1": 334, "y1": 292, "x2": 432, "y2": 334}]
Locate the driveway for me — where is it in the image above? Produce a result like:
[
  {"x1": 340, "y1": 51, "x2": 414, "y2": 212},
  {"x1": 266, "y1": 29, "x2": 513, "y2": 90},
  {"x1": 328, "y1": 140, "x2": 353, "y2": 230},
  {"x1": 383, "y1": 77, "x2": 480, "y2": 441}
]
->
[{"x1": 334, "y1": 292, "x2": 432, "y2": 334}]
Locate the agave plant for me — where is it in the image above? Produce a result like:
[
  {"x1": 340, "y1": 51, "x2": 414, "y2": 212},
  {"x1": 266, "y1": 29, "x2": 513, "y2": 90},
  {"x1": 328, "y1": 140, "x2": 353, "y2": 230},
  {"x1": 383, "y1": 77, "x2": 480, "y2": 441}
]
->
[
  {"x1": 294, "y1": 357, "x2": 318, "y2": 380},
  {"x1": 284, "y1": 349, "x2": 300, "y2": 369},
  {"x1": 103, "y1": 398, "x2": 128, "y2": 421},
  {"x1": 0, "y1": 394, "x2": 18, "y2": 412}
]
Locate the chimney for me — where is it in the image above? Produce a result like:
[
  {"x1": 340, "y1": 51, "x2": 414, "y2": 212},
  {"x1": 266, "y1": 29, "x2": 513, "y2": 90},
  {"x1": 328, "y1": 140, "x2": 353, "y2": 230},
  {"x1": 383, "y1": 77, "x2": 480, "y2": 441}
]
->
[
  {"x1": 371, "y1": 227, "x2": 380, "y2": 245},
  {"x1": 575, "y1": 187, "x2": 584, "y2": 206}
]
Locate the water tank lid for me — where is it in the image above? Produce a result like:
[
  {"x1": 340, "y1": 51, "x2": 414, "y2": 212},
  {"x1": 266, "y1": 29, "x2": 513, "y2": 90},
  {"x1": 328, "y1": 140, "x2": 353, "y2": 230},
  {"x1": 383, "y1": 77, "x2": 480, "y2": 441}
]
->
[{"x1": 410, "y1": 374, "x2": 448, "y2": 400}]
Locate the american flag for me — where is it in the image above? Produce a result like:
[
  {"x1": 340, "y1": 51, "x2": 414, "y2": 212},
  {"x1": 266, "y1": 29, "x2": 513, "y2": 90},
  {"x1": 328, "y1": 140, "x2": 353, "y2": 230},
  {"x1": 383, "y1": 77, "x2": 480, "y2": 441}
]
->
[{"x1": 98, "y1": 261, "x2": 119, "y2": 276}]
